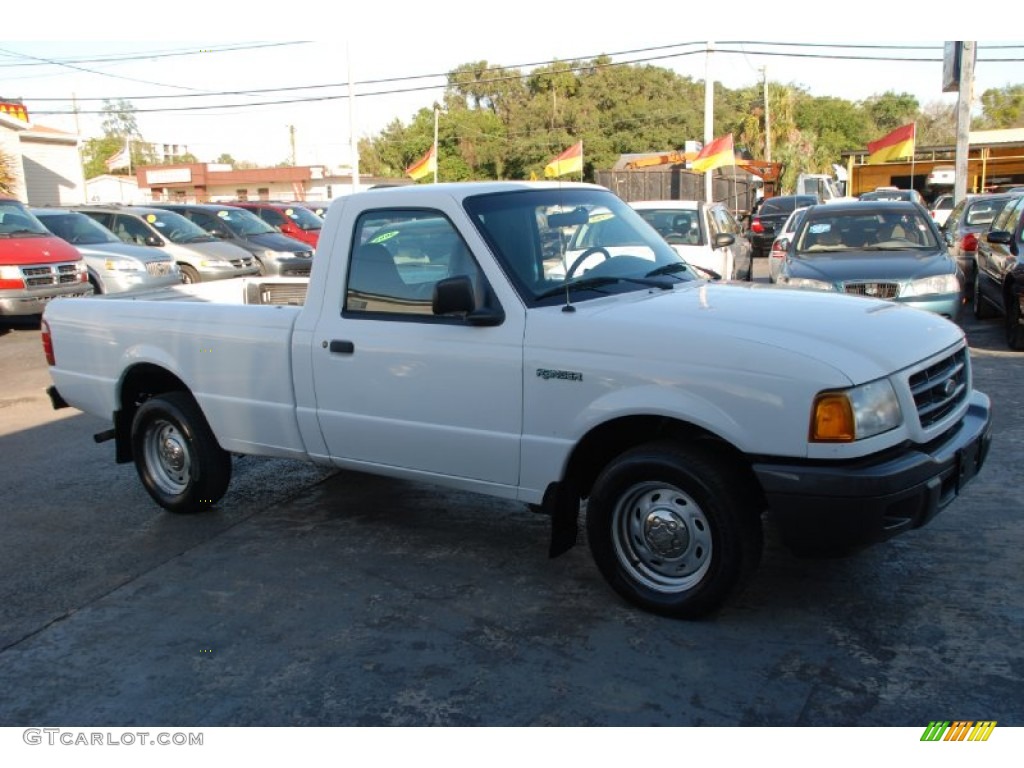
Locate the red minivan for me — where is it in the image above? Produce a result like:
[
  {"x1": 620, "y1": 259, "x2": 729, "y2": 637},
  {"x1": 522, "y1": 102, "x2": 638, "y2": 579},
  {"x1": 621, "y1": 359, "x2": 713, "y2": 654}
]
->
[
  {"x1": 227, "y1": 201, "x2": 322, "y2": 248},
  {"x1": 0, "y1": 198, "x2": 92, "y2": 317}
]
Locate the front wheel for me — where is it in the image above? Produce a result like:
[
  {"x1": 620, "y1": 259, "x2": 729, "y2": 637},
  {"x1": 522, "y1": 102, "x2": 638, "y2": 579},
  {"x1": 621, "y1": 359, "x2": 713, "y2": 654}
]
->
[
  {"x1": 1006, "y1": 289, "x2": 1024, "y2": 350},
  {"x1": 131, "y1": 392, "x2": 231, "y2": 513},
  {"x1": 586, "y1": 441, "x2": 762, "y2": 619},
  {"x1": 973, "y1": 271, "x2": 997, "y2": 319}
]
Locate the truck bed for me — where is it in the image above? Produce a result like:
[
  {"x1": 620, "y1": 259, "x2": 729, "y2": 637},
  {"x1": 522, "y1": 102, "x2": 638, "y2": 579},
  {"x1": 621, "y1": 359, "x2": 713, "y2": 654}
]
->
[{"x1": 45, "y1": 277, "x2": 312, "y2": 461}]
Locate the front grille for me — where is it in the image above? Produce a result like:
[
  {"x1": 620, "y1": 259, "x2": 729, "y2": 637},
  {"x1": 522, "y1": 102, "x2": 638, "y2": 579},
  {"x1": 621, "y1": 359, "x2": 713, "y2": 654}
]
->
[
  {"x1": 230, "y1": 257, "x2": 255, "y2": 269},
  {"x1": 146, "y1": 260, "x2": 174, "y2": 277},
  {"x1": 844, "y1": 282, "x2": 899, "y2": 299},
  {"x1": 19, "y1": 262, "x2": 81, "y2": 289},
  {"x1": 909, "y1": 348, "x2": 968, "y2": 429}
]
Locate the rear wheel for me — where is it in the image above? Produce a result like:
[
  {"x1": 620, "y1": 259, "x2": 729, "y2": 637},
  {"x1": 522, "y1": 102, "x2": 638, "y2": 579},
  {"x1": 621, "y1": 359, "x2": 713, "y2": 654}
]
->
[
  {"x1": 131, "y1": 392, "x2": 231, "y2": 513},
  {"x1": 586, "y1": 441, "x2": 762, "y2": 619}
]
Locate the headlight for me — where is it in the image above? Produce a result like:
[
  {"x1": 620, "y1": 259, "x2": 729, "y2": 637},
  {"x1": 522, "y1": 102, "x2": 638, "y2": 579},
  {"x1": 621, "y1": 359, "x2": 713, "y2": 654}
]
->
[
  {"x1": 103, "y1": 258, "x2": 144, "y2": 272},
  {"x1": 902, "y1": 273, "x2": 960, "y2": 296},
  {"x1": 782, "y1": 277, "x2": 834, "y2": 291},
  {"x1": 811, "y1": 379, "x2": 902, "y2": 442}
]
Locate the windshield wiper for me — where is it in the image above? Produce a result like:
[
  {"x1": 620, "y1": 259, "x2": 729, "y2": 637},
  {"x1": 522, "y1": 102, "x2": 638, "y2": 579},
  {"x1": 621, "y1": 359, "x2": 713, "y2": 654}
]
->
[
  {"x1": 535, "y1": 275, "x2": 673, "y2": 300},
  {"x1": 645, "y1": 262, "x2": 698, "y2": 279}
]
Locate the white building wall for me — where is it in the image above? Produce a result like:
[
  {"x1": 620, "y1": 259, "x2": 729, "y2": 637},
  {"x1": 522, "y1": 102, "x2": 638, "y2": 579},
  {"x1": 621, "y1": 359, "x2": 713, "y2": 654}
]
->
[
  {"x1": 85, "y1": 175, "x2": 144, "y2": 204},
  {"x1": 20, "y1": 137, "x2": 85, "y2": 206}
]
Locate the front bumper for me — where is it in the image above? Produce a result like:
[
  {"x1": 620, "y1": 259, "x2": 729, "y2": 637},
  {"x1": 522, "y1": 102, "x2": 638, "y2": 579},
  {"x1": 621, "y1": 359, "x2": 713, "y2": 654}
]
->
[
  {"x1": 894, "y1": 292, "x2": 963, "y2": 320},
  {"x1": 753, "y1": 391, "x2": 991, "y2": 552},
  {"x1": 0, "y1": 286, "x2": 93, "y2": 316}
]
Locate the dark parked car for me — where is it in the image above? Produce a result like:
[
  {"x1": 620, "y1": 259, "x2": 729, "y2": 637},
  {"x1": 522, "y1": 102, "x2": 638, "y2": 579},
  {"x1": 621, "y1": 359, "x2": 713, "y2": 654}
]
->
[
  {"x1": 777, "y1": 200, "x2": 963, "y2": 319},
  {"x1": 858, "y1": 188, "x2": 927, "y2": 208},
  {"x1": 747, "y1": 195, "x2": 817, "y2": 258},
  {"x1": 973, "y1": 193, "x2": 1024, "y2": 349},
  {"x1": 150, "y1": 203, "x2": 314, "y2": 277},
  {"x1": 940, "y1": 193, "x2": 1013, "y2": 299}
]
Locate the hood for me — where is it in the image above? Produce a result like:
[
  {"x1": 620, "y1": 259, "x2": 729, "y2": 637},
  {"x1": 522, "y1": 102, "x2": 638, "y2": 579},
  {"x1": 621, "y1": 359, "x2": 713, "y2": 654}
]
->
[
  {"x1": 533, "y1": 281, "x2": 963, "y2": 386},
  {"x1": 174, "y1": 239, "x2": 253, "y2": 259},
  {"x1": 238, "y1": 232, "x2": 313, "y2": 253},
  {"x1": 787, "y1": 249, "x2": 956, "y2": 282},
  {"x1": 0, "y1": 233, "x2": 80, "y2": 265},
  {"x1": 73, "y1": 241, "x2": 169, "y2": 264}
]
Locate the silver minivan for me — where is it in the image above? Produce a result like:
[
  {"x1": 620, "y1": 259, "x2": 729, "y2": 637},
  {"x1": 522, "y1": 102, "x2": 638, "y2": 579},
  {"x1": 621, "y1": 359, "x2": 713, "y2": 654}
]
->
[
  {"x1": 32, "y1": 209, "x2": 182, "y2": 294},
  {"x1": 75, "y1": 206, "x2": 260, "y2": 284}
]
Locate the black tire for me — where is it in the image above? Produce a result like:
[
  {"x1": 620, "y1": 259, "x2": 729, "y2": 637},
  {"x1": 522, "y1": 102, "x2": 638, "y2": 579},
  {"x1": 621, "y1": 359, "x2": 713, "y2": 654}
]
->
[
  {"x1": 179, "y1": 265, "x2": 200, "y2": 284},
  {"x1": 973, "y1": 271, "x2": 997, "y2": 319},
  {"x1": 1005, "y1": 288, "x2": 1024, "y2": 350},
  {"x1": 586, "y1": 441, "x2": 763, "y2": 619},
  {"x1": 130, "y1": 392, "x2": 231, "y2": 513}
]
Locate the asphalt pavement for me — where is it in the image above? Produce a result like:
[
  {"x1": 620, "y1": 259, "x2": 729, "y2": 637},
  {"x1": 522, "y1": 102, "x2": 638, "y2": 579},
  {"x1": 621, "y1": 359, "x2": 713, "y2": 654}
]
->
[{"x1": 0, "y1": 269, "x2": 1021, "y2": 729}]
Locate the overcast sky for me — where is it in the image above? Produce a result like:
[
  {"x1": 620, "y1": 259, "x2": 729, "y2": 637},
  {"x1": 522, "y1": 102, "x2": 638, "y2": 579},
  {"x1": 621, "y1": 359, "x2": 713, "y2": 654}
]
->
[{"x1": 3, "y1": 6, "x2": 1019, "y2": 168}]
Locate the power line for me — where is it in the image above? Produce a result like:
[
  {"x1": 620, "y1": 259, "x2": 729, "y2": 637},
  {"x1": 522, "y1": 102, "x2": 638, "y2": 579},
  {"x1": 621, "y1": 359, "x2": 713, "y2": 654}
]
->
[
  {"x1": 21, "y1": 41, "x2": 1024, "y2": 117},
  {"x1": 0, "y1": 41, "x2": 311, "y2": 69}
]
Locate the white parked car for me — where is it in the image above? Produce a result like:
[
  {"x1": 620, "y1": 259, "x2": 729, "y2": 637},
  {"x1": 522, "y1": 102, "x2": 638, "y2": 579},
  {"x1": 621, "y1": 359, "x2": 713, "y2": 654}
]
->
[
  {"x1": 930, "y1": 194, "x2": 954, "y2": 228},
  {"x1": 768, "y1": 206, "x2": 810, "y2": 283},
  {"x1": 630, "y1": 200, "x2": 753, "y2": 281}
]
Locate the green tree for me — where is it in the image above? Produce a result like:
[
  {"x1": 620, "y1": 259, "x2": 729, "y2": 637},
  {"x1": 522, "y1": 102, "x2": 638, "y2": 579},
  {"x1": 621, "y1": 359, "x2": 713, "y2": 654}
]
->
[
  {"x1": 861, "y1": 91, "x2": 920, "y2": 134},
  {"x1": 978, "y1": 84, "x2": 1024, "y2": 128},
  {"x1": 81, "y1": 100, "x2": 156, "y2": 178},
  {"x1": 916, "y1": 101, "x2": 956, "y2": 146}
]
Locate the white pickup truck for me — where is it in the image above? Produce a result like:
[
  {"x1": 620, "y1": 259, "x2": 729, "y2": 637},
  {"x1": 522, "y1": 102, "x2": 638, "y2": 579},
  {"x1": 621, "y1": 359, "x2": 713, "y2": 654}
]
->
[{"x1": 42, "y1": 182, "x2": 992, "y2": 619}]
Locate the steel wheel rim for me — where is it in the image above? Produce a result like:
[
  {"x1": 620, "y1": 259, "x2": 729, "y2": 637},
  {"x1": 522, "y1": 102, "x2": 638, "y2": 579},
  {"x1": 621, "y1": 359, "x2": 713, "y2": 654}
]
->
[
  {"x1": 144, "y1": 418, "x2": 191, "y2": 496},
  {"x1": 611, "y1": 481, "x2": 713, "y2": 593}
]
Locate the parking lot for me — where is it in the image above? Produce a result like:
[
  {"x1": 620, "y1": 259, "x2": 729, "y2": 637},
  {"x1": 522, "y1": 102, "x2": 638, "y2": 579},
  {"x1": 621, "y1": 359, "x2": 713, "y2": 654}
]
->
[{"x1": 0, "y1": 266, "x2": 1021, "y2": 730}]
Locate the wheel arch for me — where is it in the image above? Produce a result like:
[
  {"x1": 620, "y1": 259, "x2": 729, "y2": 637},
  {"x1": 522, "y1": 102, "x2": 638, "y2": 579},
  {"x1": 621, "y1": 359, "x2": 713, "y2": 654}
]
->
[
  {"x1": 112, "y1": 363, "x2": 195, "y2": 464},
  {"x1": 562, "y1": 415, "x2": 763, "y2": 507}
]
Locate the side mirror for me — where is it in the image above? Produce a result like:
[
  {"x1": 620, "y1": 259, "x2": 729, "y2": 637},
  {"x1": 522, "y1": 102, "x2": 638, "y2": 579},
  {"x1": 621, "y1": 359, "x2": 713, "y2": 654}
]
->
[
  {"x1": 432, "y1": 275, "x2": 502, "y2": 326},
  {"x1": 144, "y1": 235, "x2": 165, "y2": 247},
  {"x1": 986, "y1": 230, "x2": 1012, "y2": 245},
  {"x1": 712, "y1": 232, "x2": 736, "y2": 249}
]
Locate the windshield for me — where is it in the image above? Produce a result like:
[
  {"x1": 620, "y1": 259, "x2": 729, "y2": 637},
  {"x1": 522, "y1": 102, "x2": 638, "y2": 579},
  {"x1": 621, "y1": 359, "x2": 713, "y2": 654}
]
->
[
  {"x1": 794, "y1": 209, "x2": 940, "y2": 254},
  {"x1": 36, "y1": 211, "x2": 120, "y2": 245},
  {"x1": 281, "y1": 205, "x2": 323, "y2": 231},
  {"x1": 139, "y1": 210, "x2": 215, "y2": 244},
  {"x1": 214, "y1": 208, "x2": 277, "y2": 236},
  {"x1": 0, "y1": 201, "x2": 50, "y2": 236},
  {"x1": 463, "y1": 188, "x2": 697, "y2": 305}
]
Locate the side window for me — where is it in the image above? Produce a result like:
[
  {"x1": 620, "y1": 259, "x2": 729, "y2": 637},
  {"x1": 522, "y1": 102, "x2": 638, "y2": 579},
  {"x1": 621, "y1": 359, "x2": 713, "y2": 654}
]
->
[
  {"x1": 114, "y1": 216, "x2": 152, "y2": 245},
  {"x1": 991, "y1": 198, "x2": 1020, "y2": 233},
  {"x1": 345, "y1": 210, "x2": 485, "y2": 319},
  {"x1": 261, "y1": 209, "x2": 286, "y2": 228},
  {"x1": 191, "y1": 212, "x2": 228, "y2": 237}
]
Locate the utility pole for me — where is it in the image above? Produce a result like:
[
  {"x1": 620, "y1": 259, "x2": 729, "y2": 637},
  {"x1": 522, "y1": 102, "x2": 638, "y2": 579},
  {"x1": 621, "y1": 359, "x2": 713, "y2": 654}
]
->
[
  {"x1": 288, "y1": 124, "x2": 296, "y2": 166},
  {"x1": 704, "y1": 41, "x2": 714, "y2": 203},
  {"x1": 761, "y1": 66, "x2": 771, "y2": 162},
  {"x1": 954, "y1": 42, "x2": 975, "y2": 204}
]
